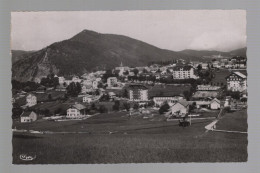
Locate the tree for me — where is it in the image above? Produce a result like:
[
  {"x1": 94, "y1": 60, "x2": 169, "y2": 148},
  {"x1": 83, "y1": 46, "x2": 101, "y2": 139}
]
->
[
  {"x1": 183, "y1": 90, "x2": 191, "y2": 101},
  {"x1": 54, "y1": 107, "x2": 62, "y2": 115},
  {"x1": 48, "y1": 94, "x2": 52, "y2": 101},
  {"x1": 123, "y1": 70, "x2": 129, "y2": 75},
  {"x1": 133, "y1": 103, "x2": 139, "y2": 110},
  {"x1": 91, "y1": 103, "x2": 96, "y2": 110},
  {"x1": 197, "y1": 64, "x2": 202, "y2": 71},
  {"x1": 133, "y1": 68, "x2": 139, "y2": 76},
  {"x1": 123, "y1": 102, "x2": 131, "y2": 111},
  {"x1": 99, "y1": 105, "x2": 108, "y2": 113},
  {"x1": 122, "y1": 88, "x2": 128, "y2": 98},
  {"x1": 159, "y1": 102, "x2": 170, "y2": 114},
  {"x1": 66, "y1": 82, "x2": 82, "y2": 97},
  {"x1": 112, "y1": 100, "x2": 120, "y2": 111}
]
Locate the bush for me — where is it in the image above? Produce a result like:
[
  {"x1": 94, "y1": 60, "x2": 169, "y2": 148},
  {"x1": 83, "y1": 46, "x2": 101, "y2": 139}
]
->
[
  {"x1": 159, "y1": 102, "x2": 170, "y2": 114},
  {"x1": 99, "y1": 105, "x2": 108, "y2": 113}
]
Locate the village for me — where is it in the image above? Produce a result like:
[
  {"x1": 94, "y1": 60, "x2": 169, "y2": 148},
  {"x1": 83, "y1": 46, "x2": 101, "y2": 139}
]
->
[{"x1": 12, "y1": 55, "x2": 247, "y2": 126}]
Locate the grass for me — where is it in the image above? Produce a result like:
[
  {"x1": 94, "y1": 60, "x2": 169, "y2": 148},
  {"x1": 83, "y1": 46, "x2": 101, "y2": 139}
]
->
[
  {"x1": 12, "y1": 111, "x2": 247, "y2": 164},
  {"x1": 216, "y1": 109, "x2": 248, "y2": 132}
]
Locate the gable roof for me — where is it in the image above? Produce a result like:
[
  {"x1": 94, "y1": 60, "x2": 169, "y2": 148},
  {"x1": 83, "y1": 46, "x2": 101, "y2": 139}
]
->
[
  {"x1": 226, "y1": 71, "x2": 247, "y2": 79},
  {"x1": 128, "y1": 85, "x2": 148, "y2": 90},
  {"x1": 72, "y1": 104, "x2": 86, "y2": 110},
  {"x1": 173, "y1": 65, "x2": 193, "y2": 71},
  {"x1": 21, "y1": 111, "x2": 36, "y2": 117},
  {"x1": 210, "y1": 98, "x2": 221, "y2": 104},
  {"x1": 172, "y1": 100, "x2": 189, "y2": 107}
]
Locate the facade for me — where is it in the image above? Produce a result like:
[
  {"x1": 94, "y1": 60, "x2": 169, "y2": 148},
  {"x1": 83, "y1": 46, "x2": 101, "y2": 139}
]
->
[
  {"x1": 92, "y1": 81, "x2": 98, "y2": 89},
  {"x1": 128, "y1": 85, "x2": 148, "y2": 101},
  {"x1": 66, "y1": 104, "x2": 86, "y2": 118},
  {"x1": 58, "y1": 76, "x2": 65, "y2": 84},
  {"x1": 171, "y1": 100, "x2": 189, "y2": 117},
  {"x1": 83, "y1": 96, "x2": 92, "y2": 103},
  {"x1": 107, "y1": 77, "x2": 117, "y2": 88},
  {"x1": 26, "y1": 94, "x2": 37, "y2": 107},
  {"x1": 153, "y1": 96, "x2": 184, "y2": 107},
  {"x1": 210, "y1": 98, "x2": 221, "y2": 110},
  {"x1": 226, "y1": 72, "x2": 247, "y2": 92},
  {"x1": 20, "y1": 111, "x2": 37, "y2": 123},
  {"x1": 172, "y1": 65, "x2": 196, "y2": 79},
  {"x1": 196, "y1": 85, "x2": 221, "y2": 91}
]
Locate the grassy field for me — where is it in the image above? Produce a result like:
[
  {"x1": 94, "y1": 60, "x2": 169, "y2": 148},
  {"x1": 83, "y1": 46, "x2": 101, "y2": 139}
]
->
[
  {"x1": 216, "y1": 109, "x2": 248, "y2": 132},
  {"x1": 12, "y1": 111, "x2": 247, "y2": 164}
]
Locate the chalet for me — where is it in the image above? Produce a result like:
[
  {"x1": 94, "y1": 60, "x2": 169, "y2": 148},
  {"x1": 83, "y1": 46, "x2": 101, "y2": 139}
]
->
[
  {"x1": 201, "y1": 63, "x2": 209, "y2": 70},
  {"x1": 172, "y1": 65, "x2": 197, "y2": 79},
  {"x1": 171, "y1": 100, "x2": 189, "y2": 117},
  {"x1": 128, "y1": 85, "x2": 148, "y2": 101},
  {"x1": 82, "y1": 96, "x2": 93, "y2": 103},
  {"x1": 20, "y1": 111, "x2": 37, "y2": 123},
  {"x1": 226, "y1": 72, "x2": 247, "y2": 92},
  {"x1": 210, "y1": 98, "x2": 221, "y2": 110},
  {"x1": 66, "y1": 104, "x2": 86, "y2": 118}
]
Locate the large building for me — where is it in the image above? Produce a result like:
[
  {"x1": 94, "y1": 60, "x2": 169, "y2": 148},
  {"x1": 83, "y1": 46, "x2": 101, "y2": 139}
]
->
[
  {"x1": 107, "y1": 77, "x2": 117, "y2": 88},
  {"x1": 20, "y1": 111, "x2": 38, "y2": 123},
  {"x1": 172, "y1": 65, "x2": 197, "y2": 79},
  {"x1": 66, "y1": 104, "x2": 86, "y2": 118},
  {"x1": 226, "y1": 72, "x2": 247, "y2": 92},
  {"x1": 128, "y1": 85, "x2": 148, "y2": 101}
]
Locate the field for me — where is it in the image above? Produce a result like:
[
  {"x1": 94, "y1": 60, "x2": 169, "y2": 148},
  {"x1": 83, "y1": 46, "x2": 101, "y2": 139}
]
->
[
  {"x1": 216, "y1": 109, "x2": 248, "y2": 132},
  {"x1": 12, "y1": 110, "x2": 247, "y2": 164}
]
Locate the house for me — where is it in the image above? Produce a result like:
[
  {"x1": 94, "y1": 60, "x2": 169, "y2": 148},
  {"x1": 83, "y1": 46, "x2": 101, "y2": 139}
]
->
[
  {"x1": 82, "y1": 96, "x2": 93, "y2": 103},
  {"x1": 66, "y1": 104, "x2": 86, "y2": 118},
  {"x1": 210, "y1": 98, "x2": 221, "y2": 110},
  {"x1": 171, "y1": 100, "x2": 189, "y2": 117},
  {"x1": 92, "y1": 81, "x2": 98, "y2": 89},
  {"x1": 107, "y1": 77, "x2": 117, "y2": 88},
  {"x1": 153, "y1": 96, "x2": 184, "y2": 107},
  {"x1": 201, "y1": 63, "x2": 209, "y2": 70},
  {"x1": 172, "y1": 65, "x2": 197, "y2": 79},
  {"x1": 20, "y1": 111, "x2": 37, "y2": 123},
  {"x1": 26, "y1": 94, "x2": 37, "y2": 107},
  {"x1": 226, "y1": 72, "x2": 247, "y2": 92},
  {"x1": 58, "y1": 76, "x2": 65, "y2": 84},
  {"x1": 128, "y1": 85, "x2": 148, "y2": 101}
]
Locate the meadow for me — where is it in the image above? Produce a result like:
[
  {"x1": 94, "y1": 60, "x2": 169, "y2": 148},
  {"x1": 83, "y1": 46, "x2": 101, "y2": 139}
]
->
[{"x1": 12, "y1": 111, "x2": 247, "y2": 164}]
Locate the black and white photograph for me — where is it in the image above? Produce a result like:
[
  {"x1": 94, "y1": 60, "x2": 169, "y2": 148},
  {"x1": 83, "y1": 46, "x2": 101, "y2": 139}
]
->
[{"x1": 11, "y1": 10, "x2": 247, "y2": 164}]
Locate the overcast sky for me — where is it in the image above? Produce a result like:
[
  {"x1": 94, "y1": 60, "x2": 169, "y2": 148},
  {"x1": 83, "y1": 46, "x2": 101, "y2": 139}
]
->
[{"x1": 11, "y1": 10, "x2": 246, "y2": 52}]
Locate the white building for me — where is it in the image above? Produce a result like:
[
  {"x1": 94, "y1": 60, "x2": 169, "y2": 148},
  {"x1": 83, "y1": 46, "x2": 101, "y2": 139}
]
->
[
  {"x1": 66, "y1": 104, "x2": 86, "y2": 118},
  {"x1": 172, "y1": 65, "x2": 197, "y2": 79},
  {"x1": 171, "y1": 100, "x2": 189, "y2": 117},
  {"x1": 226, "y1": 72, "x2": 247, "y2": 92},
  {"x1": 83, "y1": 96, "x2": 92, "y2": 103},
  {"x1": 26, "y1": 94, "x2": 37, "y2": 107},
  {"x1": 20, "y1": 111, "x2": 37, "y2": 123},
  {"x1": 58, "y1": 76, "x2": 65, "y2": 84},
  {"x1": 210, "y1": 98, "x2": 221, "y2": 110},
  {"x1": 107, "y1": 77, "x2": 117, "y2": 88},
  {"x1": 128, "y1": 85, "x2": 148, "y2": 101}
]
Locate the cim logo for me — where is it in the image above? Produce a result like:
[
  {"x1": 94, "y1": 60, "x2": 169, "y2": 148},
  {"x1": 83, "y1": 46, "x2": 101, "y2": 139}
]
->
[{"x1": 19, "y1": 153, "x2": 36, "y2": 161}]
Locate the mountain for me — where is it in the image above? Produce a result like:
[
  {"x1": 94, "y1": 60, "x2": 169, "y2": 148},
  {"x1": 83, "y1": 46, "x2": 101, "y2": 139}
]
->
[
  {"x1": 11, "y1": 50, "x2": 35, "y2": 64},
  {"x1": 179, "y1": 47, "x2": 247, "y2": 58},
  {"x1": 12, "y1": 29, "x2": 197, "y2": 82}
]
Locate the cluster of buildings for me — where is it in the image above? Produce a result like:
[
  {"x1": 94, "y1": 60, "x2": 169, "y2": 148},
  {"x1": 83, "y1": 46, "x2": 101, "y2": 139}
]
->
[{"x1": 13, "y1": 56, "x2": 247, "y2": 123}]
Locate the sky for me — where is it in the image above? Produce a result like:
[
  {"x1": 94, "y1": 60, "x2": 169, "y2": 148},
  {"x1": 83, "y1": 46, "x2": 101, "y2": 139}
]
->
[{"x1": 11, "y1": 10, "x2": 246, "y2": 52}]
